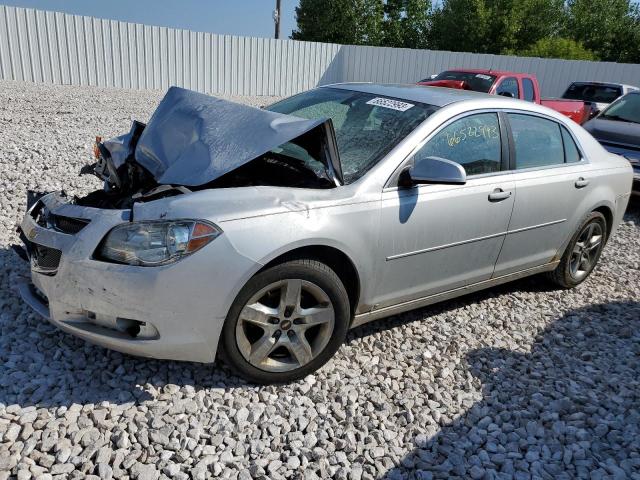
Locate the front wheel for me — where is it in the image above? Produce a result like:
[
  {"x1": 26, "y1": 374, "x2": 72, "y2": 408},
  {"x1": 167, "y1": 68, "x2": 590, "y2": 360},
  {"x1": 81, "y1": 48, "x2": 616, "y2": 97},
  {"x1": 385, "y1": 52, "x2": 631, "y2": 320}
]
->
[
  {"x1": 220, "y1": 259, "x2": 350, "y2": 384},
  {"x1": 548, "y1": 211, "x2": 607, "y2": 288}
]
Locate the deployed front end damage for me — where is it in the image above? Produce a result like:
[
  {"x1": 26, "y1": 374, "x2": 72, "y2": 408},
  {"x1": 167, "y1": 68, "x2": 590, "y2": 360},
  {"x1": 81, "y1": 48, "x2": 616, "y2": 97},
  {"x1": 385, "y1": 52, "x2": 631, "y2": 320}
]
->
[
  {"x1": 77, "y1": 86, "x2": 342, "y2": 209},
  {"x1": 15, "y1": 87, "x2": 343, "y2": 362}
]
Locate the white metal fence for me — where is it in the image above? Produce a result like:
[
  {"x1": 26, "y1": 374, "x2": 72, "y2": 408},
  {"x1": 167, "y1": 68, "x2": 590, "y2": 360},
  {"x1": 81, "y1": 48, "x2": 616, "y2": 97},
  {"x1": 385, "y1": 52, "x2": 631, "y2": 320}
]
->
[{"x1": 1, "y1": 4, "x2": 640, "y2": 97}]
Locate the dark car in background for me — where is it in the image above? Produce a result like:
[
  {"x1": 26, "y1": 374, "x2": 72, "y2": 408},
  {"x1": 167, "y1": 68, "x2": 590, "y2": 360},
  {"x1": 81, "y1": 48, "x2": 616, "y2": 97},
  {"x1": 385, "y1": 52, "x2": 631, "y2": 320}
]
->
[
  {"x1": 583, "y1": 91, "x2": 640, "y2": 195},
  {"x1": 562, "y1": 81, "x2": 638, "y2": 116}
]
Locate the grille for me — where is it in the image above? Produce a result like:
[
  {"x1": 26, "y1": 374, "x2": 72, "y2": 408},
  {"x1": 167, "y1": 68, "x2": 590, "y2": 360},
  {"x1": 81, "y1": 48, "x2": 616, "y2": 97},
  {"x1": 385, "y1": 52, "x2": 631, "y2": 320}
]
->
[
  {"x1": 33, "y1": 244, "x2": 62, "y2": 270},
  {"x1": 52, "y1": 215, "x2": 90, "y2": 234}
]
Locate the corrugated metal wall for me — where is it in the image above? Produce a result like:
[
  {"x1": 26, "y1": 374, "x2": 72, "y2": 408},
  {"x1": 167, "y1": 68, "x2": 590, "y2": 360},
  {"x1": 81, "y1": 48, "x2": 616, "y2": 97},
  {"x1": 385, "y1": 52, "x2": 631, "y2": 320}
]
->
[{"x1": 1, "y1": 5, "x2": 639, "y2": 97}]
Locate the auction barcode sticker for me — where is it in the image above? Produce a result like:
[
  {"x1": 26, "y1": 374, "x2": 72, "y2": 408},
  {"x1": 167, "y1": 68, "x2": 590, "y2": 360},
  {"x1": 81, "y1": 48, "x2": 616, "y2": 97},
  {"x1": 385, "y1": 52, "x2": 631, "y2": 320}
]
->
[{"x1": 366, "y1": 97, "x2": 414, "y2": 112}]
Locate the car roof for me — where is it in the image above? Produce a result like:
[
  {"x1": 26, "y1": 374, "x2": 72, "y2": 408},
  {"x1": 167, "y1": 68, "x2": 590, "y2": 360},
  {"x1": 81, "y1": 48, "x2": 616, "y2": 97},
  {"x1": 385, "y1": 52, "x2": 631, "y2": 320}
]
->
[
  {"x1": 445, "y1": 68, "x2": 522, "y2": 77},
  {"x1": 569, "y1": 81, "x2": 638, "y2": 89},
  {"x1": 324, "y1": 82, "x2": 491, "y2": 107}
]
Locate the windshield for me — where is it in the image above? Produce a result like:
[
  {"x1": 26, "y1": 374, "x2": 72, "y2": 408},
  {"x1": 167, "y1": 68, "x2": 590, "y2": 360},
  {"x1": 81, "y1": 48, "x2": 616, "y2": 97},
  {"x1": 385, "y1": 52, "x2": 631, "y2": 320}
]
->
[
  {"x1": 562, "y1": 83, "x2": 622, "y2": 104},
  {"x1": 268, "y1": 87, "x2": 437, "y2": 183},
  {"x1": 600, "y1": 93, "x2": 640, "y2": 124},
  {"x1": 431, "y1": 71, "x2": 496, "y2": 93}
]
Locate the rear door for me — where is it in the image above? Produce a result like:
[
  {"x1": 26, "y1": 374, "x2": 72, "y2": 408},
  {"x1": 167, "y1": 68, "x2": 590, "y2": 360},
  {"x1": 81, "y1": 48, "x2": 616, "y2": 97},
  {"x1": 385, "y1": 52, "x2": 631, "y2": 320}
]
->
[
  {"x1": 374, "y1": 112, "x2": 516, "y2": 308},
  {"x1": 493, "y1": 112, "x2": 591, "y2": 275}
]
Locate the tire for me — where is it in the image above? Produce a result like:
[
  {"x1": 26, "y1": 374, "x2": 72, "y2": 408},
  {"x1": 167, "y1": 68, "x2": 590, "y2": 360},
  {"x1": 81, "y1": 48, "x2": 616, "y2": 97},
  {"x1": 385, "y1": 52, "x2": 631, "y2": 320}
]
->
[
  {"x1": 548, "y1": 211, "x2": 607, "y2": 289},
  {"x1": 220, "y1": 259, "x2": 350, "y2": 384}
]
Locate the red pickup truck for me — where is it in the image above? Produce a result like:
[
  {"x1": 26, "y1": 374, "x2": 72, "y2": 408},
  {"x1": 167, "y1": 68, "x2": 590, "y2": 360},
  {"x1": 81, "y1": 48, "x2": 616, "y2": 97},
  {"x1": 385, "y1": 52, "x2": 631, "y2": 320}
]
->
[{"x1": 417, "y1": 69, "x2": 591, "y2": 124}]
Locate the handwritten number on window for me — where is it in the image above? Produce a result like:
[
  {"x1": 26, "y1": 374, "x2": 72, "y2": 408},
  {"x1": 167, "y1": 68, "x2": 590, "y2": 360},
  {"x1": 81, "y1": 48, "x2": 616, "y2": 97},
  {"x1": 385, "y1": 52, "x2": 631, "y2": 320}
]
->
[{"x1": 446, "y1": 125, "x2": 498, "y2": 147}]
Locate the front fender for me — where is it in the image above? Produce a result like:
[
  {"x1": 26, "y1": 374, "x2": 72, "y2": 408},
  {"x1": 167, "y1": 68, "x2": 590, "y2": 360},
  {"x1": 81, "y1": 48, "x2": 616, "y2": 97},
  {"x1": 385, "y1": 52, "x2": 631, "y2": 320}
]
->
[{"x1": 218, "y1": 201, "x2": 381, "y2": 310}]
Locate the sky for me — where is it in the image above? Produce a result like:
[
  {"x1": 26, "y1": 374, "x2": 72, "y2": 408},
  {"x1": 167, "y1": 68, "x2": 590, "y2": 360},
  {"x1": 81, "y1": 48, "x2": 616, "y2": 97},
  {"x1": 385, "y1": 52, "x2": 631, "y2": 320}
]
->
[{"x1": 2, "y1": 0, "x2": 299, "y2": 39}]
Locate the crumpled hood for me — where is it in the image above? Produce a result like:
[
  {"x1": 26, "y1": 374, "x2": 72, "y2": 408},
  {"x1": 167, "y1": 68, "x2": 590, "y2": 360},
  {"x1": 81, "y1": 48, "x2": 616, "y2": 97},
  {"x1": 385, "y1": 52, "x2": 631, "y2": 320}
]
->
[{"x1": 131, "y1": 86, "x2": 342, "y2": 186}]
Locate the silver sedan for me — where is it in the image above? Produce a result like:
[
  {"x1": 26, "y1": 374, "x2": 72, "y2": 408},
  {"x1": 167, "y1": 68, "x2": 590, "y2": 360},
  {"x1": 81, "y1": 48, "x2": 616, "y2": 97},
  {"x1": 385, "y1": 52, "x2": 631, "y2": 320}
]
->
[{"x1": 17, "y1": 84, "x2": 633, "y2": 383}]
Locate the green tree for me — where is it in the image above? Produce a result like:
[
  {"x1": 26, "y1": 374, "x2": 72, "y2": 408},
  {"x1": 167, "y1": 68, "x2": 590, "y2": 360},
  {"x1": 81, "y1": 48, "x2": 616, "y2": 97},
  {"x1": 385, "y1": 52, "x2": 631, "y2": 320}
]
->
[
  {"x1": 429, "y1": 0, "x2": 489, "y2": 52},
  {"x1": 382, "y1": 0, "x2": 432, "y2": 49},
  {"x1": 519, "y1": 37, "x2": 598, "y2": 60},
  {"x1": 291, "y1": 0, "x2": 384, "y2": 45},
  {"x1": 430, "y1": 0, "x2": 565, "y2": 55},
  {"x1": 291, "y1": 0, "x2": 431, "y2": 49},
  {"x1": 292, "y1": 0, "x2": 640, "y2": 64},
  {"x1": 566, "y1": 0, "x2": 640, "y2": 63}
]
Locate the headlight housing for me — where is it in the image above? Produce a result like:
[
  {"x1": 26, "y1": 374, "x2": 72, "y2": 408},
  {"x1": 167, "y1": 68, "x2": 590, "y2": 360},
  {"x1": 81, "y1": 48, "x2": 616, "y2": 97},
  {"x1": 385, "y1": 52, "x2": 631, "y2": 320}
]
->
[{"x1": 98, "y1": 220, "x2": 221, "y2": 266}]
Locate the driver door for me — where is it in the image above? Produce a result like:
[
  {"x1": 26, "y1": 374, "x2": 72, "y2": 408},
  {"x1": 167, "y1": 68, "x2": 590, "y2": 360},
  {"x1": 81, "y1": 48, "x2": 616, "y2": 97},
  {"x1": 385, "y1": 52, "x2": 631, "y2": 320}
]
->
[{"x1": 373, "y1": 112, "x2": 515, "y2": 309}]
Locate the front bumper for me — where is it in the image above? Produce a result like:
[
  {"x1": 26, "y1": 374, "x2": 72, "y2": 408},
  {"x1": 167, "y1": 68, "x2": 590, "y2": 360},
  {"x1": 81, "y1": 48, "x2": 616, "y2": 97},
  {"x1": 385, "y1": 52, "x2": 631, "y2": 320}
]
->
[{"x1": 17, "y1": 192, "x2": 259, "y2": 363}]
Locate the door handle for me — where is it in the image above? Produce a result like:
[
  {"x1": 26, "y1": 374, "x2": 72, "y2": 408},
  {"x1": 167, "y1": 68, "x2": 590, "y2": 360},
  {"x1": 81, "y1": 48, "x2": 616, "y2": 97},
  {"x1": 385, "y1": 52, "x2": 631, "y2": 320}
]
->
[
  {"x1": 575, "y1": 177, "x2": 590, "y2": 188},
  {"x1": 488, "y1": 188, "x2": 512, "y2": 202}
]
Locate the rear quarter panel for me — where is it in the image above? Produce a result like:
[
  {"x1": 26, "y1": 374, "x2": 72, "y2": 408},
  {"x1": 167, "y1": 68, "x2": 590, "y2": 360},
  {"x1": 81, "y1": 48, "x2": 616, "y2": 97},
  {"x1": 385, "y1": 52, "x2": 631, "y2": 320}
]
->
[{"x1": 570, "y1": 127, "x2": 633, "y2": 240}]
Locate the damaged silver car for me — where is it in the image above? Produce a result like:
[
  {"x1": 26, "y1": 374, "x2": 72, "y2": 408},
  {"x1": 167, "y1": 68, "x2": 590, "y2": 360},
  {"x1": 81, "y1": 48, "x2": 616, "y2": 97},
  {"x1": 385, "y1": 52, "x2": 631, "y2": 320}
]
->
[{"x1": 16, "y1": 84, "x2": 633, "y2": 383}]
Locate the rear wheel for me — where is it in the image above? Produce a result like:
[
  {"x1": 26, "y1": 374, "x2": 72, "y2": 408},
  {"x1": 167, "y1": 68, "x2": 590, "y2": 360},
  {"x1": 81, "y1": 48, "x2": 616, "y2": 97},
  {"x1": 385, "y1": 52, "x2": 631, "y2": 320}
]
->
[
  {"x1": 220, "y1": 259, "x2": 350, "y2": 384},
  {"x1": 549, "y1": 211, "x2": 607, "y2": 288}
]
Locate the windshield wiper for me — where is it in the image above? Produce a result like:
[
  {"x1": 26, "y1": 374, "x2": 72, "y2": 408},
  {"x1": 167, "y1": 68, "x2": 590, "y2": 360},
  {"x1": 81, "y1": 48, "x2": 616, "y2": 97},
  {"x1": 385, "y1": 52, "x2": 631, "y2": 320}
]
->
[{"x1": 602, "y1": 114, "x2": 639, "y2": 124}]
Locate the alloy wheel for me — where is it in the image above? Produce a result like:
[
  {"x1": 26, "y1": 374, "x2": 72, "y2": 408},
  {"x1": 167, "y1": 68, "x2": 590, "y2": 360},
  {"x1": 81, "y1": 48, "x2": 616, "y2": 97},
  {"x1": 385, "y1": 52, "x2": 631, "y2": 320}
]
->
[
  {"x1": 569, "y1": 221, "x2": 603, "y2": 281},
  {"x1": 235, "y1": 279, "x2": 335, "y2": 372}
]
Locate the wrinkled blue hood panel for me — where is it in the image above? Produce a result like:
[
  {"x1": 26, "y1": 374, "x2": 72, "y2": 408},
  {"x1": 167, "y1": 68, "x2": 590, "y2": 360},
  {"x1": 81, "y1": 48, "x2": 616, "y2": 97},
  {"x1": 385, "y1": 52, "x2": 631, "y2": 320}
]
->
[{"x1": 128, "y1": 87, "x2": 340, "y2": 186}]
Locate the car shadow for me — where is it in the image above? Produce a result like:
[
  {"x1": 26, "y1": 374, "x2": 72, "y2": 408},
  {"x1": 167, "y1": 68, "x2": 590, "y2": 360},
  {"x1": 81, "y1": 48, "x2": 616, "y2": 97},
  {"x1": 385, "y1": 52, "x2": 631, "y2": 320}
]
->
[{"x1": 380, "y1": 300, "x2": 640, "y2": 479}]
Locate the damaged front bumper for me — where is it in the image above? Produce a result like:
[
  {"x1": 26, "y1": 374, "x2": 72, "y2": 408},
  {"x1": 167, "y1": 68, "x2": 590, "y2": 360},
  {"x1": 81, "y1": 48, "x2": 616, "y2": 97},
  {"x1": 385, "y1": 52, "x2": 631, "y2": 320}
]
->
[{"x1": 16, "y1": 191, "x2": 257, "y2": 363}]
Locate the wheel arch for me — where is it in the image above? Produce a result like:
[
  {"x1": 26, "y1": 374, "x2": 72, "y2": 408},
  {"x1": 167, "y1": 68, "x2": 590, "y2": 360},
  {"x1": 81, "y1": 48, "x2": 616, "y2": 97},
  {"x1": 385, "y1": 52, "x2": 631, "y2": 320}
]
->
[
  {"x1": 591, "y1": 204, "x2": 614, "y2": 241},
  {"x1": 257, "y1": 245, "x2": 361, "y2": 318}
]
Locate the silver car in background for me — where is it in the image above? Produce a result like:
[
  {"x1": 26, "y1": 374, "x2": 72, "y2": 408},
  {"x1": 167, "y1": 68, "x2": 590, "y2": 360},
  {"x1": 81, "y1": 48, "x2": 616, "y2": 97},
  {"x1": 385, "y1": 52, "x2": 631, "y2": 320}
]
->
[{"x1": 17, "y1": 84, "x2": 633, "y2": 383}]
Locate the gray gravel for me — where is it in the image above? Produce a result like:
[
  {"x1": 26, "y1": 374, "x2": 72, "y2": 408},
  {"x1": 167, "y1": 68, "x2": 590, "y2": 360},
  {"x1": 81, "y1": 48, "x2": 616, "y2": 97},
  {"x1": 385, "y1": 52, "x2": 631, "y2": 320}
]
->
[{"x1": 1, "y1": 80, "x2": 639, "y2": 480}]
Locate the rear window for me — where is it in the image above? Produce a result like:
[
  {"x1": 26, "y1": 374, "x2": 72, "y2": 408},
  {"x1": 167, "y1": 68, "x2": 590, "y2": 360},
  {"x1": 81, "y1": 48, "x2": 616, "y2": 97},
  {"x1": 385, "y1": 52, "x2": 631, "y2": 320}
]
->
[
  {"x1": 562, "y1": 83, "x2": 623, "y2": 104},
  {"x1": 431, "y1": 71, "x2": 496, "y2": 93}
]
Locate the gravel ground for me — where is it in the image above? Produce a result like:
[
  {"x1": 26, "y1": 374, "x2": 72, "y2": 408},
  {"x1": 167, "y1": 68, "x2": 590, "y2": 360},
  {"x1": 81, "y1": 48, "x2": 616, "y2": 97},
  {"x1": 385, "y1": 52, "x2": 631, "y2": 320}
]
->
[{"x1": 1, "y1": 80, "x2": 639, "y2": 480}]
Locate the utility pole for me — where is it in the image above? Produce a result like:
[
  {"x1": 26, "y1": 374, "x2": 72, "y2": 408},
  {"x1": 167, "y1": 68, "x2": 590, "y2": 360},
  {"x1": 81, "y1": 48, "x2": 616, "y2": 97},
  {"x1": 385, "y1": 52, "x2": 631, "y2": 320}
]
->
[{"x1": 273, "y1": 0, "x2": 281, "y2": 39}]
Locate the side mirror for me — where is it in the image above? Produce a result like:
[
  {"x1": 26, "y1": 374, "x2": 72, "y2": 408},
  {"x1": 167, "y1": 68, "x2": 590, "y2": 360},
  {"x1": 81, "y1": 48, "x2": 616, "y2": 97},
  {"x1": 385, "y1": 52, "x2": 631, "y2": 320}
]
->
[
  {"x1": 498, "y1": 91, "x2": 515, "y2": 98},
  {"x1": 400, "y1": 156, "x2": 466, "y2": 187}
]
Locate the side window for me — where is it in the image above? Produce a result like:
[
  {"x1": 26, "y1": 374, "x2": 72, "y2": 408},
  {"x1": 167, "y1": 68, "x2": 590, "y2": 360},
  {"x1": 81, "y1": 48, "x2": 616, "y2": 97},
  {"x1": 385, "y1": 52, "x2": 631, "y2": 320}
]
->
[
  {"x1": 496, "y1": 77, "x2": 520, "y2": 98},
  {"x1": 561, "y1": 127, "x2": 582, "y2": 163},
  {"x1": 508, "y1": 114, "x2": 564, "y2": 169},
  {"x1": 415, "y1": 113, "x2": 502, "y2": 175},
  {"x1": 522, "y1": 78, "x2": 536, "y2": 102}
]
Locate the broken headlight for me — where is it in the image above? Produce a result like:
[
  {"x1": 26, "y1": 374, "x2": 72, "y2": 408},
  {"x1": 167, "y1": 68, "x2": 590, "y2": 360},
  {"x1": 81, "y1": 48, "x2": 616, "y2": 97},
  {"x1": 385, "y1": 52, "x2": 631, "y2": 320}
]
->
[{"x1": 98, "y1": 220, "x2": 221, "y2": 266}]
